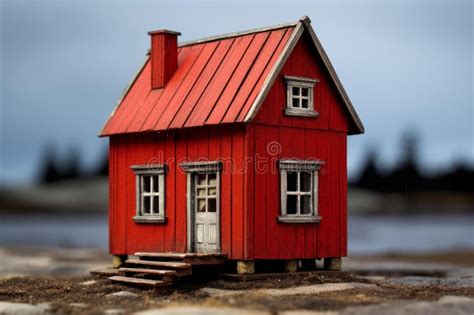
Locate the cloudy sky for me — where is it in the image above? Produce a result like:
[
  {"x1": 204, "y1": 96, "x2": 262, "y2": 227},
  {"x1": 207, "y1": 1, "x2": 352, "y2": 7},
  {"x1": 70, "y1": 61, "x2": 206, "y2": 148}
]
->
[{"x1": 1, "y1": 0, "x2": 472, "y2": 183}]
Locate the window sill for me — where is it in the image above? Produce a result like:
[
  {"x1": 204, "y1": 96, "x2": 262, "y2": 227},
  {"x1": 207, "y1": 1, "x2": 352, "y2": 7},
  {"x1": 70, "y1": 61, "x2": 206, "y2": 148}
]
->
[
  {"x1": 133, "y1": 216, "x2": 167, "y2": 224},
  {"x1": 285, "y1": 108, "x2": 319, "y2": 118},
  {"x1": 277, "y1": 215, "x2": 321, "y2": 224}
]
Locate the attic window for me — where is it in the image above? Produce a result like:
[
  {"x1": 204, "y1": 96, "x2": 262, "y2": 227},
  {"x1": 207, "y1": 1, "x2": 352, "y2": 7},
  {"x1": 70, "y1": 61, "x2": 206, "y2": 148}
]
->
[
  {"x1": 285, "y1": 76, "x2": 319, "y2": 117},
  {"x1": 278, "y1": 160, "x2": 323, "y2": 223},
  {"x1": 131, "y1": 164, "x2": 167, "y2": 223}
]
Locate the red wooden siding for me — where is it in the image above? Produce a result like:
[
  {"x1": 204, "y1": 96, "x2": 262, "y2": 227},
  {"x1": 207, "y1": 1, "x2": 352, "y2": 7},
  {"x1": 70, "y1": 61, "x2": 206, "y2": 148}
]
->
[
  {"x1": 254, "y1": 32, "x2": 349, "y2": 131},
  {"x1": 244, "y1": 33, "x2": 350, "y2": 259},
  {"x1": 106, "y1": 21, "x2": 358, "y2": 261},
  {"x1": 244, "y1": 129, "x2": 347, "y2": 260},
  {"x1": 100, "y1": 27, "x2": 294, "y2": 136},
  {"x1": 108, "y1": 125, "x2": 248, "y2": 260}
]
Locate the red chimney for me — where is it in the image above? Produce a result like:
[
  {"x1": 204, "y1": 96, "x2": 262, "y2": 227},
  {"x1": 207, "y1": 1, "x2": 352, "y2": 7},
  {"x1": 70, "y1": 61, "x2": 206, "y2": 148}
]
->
[{"x1": 148, "y1": 29, "x2": 181, "y2": 89}]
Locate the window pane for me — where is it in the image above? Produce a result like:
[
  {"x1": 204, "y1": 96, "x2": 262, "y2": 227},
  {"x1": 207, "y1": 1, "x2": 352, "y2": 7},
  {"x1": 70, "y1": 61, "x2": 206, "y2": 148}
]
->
[
  {"x1": 287, "y1": 172, "x2": 297, "y2": 191},
  {"x1": 208, "y1": 173, "x2": 217, "y2": 186},
  {"x1": 292, "y1": 86, "x2": 300, "y2": 96},
  {"x1": 301, "y1": 87, "x2": 309, "y2": 97},
  {"x1": 197, "y1": 198, "x2": 206, "y2": 212},
  {"x1": 143, "y1": 175, "x2": 151, "y2": 192},
  {"x1": 197, "y1": 188, "x2": 206, "y2": 196},
  {"x1": 208, "y1": 198, "x2": 216, "y2": 212},
  {"x1": 301, "y1": 195, "x2": 312, "y2": 214},
  {"x1": 287, "y1": 195, "x2": 297, "y2": 214},
  {"x1": 292, "y1": 98, "x2": 300, "y2": 108},
  {"x1": 301, "y1": 98, "x2": 309, "y2": 109},
  {"x1": 300, "y1": 172, "x2": 311, "y2": 192},
  {"x1": 152, "y1": 196, "x2": 159, "y2": 214},
  {"x1": 152, "y1": 176, "x2": 159, "y2": 192},
  {"x1": 143, "y1": 196, "x2": 151, "y2": 214},
  {"x1": 197, "y1": 174, "x2": 207, "y2": 186},
  {"x1": 208, "y1": 187, "x2": 216, "y2": 195}
]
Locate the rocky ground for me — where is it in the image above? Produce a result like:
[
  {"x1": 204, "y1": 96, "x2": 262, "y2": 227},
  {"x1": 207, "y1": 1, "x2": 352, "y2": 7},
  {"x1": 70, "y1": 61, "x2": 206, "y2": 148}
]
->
[{"x1": 0, "y1": 247, "x2": 473, "y2": 314}]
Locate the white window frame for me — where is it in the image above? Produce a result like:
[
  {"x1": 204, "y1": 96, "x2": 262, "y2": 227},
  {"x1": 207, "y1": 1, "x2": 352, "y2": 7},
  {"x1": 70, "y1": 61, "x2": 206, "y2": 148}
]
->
[
  {"x1": 279, "y1": 160, "x2": 323, "y2": 223},
  {"x1": 285, "y1": 76, "x2": 319, "y2": 117},
  {"x1": 131, "y1": 164, "x2": 167, "y2": 223}
]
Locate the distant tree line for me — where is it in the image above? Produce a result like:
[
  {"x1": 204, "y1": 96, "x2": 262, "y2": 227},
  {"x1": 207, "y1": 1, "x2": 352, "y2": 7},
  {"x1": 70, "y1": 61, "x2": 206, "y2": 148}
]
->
[
  {"x1": 38, "y1": 145, "x2": 108, "y2": 184},
  {"x1": 352, "y1": 132, "x2": 474, "y2": 193}
]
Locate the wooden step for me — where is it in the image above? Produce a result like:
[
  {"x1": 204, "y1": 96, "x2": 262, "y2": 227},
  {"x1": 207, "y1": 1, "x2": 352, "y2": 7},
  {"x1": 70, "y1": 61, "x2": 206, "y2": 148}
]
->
[
  {"x1": 109, "y1": 276, "x2": 169, "y2": 287},
  {"x1": 125, "y1": 260, "x2": 191, "y2": 276},
  {"x1": 125, "y1": 259, "x2": 191, "y2": 269},
  {"x1": 119, "y1": 267, "x2": 177, "y2": 277},
  {"x1": 135, "y1": 252, "x2": 227, "y2": 265},
  {"x1": 135, "y1": 252, "x2": 190, "y2": 259}
]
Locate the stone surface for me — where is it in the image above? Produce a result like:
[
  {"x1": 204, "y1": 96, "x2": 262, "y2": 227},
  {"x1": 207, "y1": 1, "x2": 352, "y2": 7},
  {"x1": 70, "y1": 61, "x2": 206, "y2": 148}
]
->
[
  {"x1": 285, "y1": 260, "x2": 298, "y2": 273},
  {"x1": 106, "y1": 291, "x2": 139, "y2": 298},
  {"x1": 385, "y1": 267, "x2": 474, "y2": 287},
  {"x1": 69, "y1": 302, "x2": 87, "y2": 308},
  {"x1": 281, "y1": 311, "x2": 338, "y2": 315},
  {"x1": 80, "y1": 279, "x2": 97, "y2": 286},
  {"x1": 438, "y1": 295, "x2": 474, "y2": 304},
  {"x1": 199, "y1": 283, "x2": 377, "y2": 298},
  {"x1": 135, "y1": 306, "x2": 268, "y2": 315},
  {"x1": 340, "y1": 296, "x2": 474, "y2": 315},
  {"x1": 343, "y1": 258, "x2": 455, "y2": 276},
  {"x1": 237, "y1": 261, "x2": 255, "y2": 275},
  {"x1": 324, "y1": 258, "x2": 342, "y2": 271},
  {"x1": 112, "y1": 255, "x2": 127, "y2": 268},
  {"x1": 0, "y1": 302, "x2": 50, "y2": 315},
  {"x1": 104, "y1": 309, "x2": 126, "y2": 315}
]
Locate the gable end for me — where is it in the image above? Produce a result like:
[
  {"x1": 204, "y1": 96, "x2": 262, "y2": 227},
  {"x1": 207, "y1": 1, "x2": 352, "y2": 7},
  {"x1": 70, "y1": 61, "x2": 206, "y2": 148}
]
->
[{"x1": 244, "y1": 16, "x2": 364, "y2": 135}]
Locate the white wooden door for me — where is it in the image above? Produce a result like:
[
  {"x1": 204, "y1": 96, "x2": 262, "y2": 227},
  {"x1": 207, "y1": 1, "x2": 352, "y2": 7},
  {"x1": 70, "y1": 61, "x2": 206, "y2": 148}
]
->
[{"x1": 193, "y1": 172, "x2": 219, "y2": 253}]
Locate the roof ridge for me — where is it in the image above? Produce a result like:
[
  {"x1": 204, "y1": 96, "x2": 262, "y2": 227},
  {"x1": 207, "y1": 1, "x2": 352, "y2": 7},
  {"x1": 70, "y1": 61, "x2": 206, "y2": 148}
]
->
[{"x1": 178, "y1": 17, "x2": 307, "y2": 47}]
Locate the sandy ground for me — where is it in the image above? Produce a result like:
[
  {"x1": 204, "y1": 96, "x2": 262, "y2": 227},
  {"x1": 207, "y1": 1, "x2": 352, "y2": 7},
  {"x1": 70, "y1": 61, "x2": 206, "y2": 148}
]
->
[{"x1": 0, "y1": 248, "x2": 473, "y2": 314}]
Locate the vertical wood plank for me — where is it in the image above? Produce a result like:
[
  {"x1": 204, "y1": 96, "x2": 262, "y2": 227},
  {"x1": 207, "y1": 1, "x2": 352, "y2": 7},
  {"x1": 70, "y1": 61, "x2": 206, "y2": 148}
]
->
[
  {"x1": 243, "y1": 124, "x2": 255, "y2": 259},
  {"x1": 175, "y1": 130, "x2": 188, "y2": 251},
  {"x1": 164, "y1": 131, "x2": 176, "y2": 251},
  {"x1": 220, "y1": 125, "x2": 233, "y2": 256},
  {"x1": 265, "y1": 126, "x2": 280, "y2": 258},
  {"x1": 231, "y1": 126, "x2": 245, "y2": 259},
  {"x1": 253, "y1": 125, "x2": 268, "y2": 258},
  {"x1": 340, "y1": 135, "x2": 348, "y2": 257}
]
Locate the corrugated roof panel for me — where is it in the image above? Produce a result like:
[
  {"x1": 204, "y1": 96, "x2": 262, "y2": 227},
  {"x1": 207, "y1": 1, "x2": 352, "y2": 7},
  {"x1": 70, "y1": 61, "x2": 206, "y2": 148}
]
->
[
  {"x1": 100, "y1": 25, "x2": 296, "y2": 136},
  {"x1": 134, "y1": 44, "x2": 203, "y2": 132},
  {"x1": 205, "y1": 31, "x2": 271, "y2": 125},
  {"x1": 154, "y1": 41, "x2": 220, "y2": 130},
  {"x1": 237, "y1": 28, "x2": 293, "y2": 121},
  {"x1": 184, "y1": 34, "x2": 255, "y2": 128},
  {"x1": 168, "y1": 37, "x2": 235, "y2": 129},
  {"x1": 221, "y1": 28, "x2": 291, "y2": 123}
]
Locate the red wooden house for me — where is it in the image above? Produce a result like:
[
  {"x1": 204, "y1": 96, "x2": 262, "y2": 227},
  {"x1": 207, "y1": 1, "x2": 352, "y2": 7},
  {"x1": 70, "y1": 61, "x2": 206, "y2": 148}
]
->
[{"x1": 100, "y1": 16, "x2": 364, "y2": 274}]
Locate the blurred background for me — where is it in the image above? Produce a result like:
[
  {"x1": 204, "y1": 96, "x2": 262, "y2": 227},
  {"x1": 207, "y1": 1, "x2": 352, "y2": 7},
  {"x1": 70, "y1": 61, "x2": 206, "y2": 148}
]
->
[{"x1": 0, "y1": 0, "x2": 473, "y2": 257}]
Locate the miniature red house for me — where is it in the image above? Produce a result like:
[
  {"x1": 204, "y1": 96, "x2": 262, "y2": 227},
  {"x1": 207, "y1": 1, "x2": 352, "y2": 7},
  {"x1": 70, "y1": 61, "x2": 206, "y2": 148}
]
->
[{"x1": 100, "y1": 16, "x2": 364, "y2": 272}]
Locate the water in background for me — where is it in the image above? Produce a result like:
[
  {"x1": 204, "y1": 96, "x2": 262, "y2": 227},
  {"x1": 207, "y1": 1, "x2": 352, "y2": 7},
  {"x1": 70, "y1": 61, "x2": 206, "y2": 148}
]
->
[
  {"x1": 349, "y1": 214, "x2": 474, "y2": 254},
  {"x1": 0, "y1": 213, "x2": 473, "y2": 254},
  {"x1": 0, "y1": 214, "x2": 108, "y2": 249}
]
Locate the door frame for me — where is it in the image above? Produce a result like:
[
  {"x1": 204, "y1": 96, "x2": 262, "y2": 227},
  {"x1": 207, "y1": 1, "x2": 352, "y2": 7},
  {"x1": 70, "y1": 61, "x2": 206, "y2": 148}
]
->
[{"x1": 181, "y1": 161, "x2": 222, "y2": 253}]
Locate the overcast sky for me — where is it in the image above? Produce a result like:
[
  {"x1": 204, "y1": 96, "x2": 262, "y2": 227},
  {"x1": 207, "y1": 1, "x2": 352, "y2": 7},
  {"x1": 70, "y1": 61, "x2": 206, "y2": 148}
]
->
[{"x1": 1, "y1": 0, "x2": 472, "y2": 184}]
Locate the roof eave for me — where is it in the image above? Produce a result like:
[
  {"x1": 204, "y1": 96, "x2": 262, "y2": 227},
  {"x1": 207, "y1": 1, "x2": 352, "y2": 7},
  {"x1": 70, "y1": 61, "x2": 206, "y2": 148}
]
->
[
  {"x1": 98, "y1": 56, "x2": 150, "y2": 137},
  {"x1": 300, "y1": 17, "x2": 364, "y2": 135}
]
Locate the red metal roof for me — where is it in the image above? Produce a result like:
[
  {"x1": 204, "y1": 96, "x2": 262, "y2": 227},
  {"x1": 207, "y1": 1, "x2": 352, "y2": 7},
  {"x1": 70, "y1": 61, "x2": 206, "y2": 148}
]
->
[
  {"x1": 100, "y1": 25, "x2": 294, "y2": 136},
  {"x1": 100, "y1": 17, "x2": 364, "y2": 136}
]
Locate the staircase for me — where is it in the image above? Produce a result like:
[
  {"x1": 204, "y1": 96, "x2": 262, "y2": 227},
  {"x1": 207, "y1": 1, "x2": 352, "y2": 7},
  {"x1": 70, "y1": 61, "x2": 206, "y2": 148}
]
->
[{"x1": 109, "y1": 252, "x2": 226, "y2": 288}]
